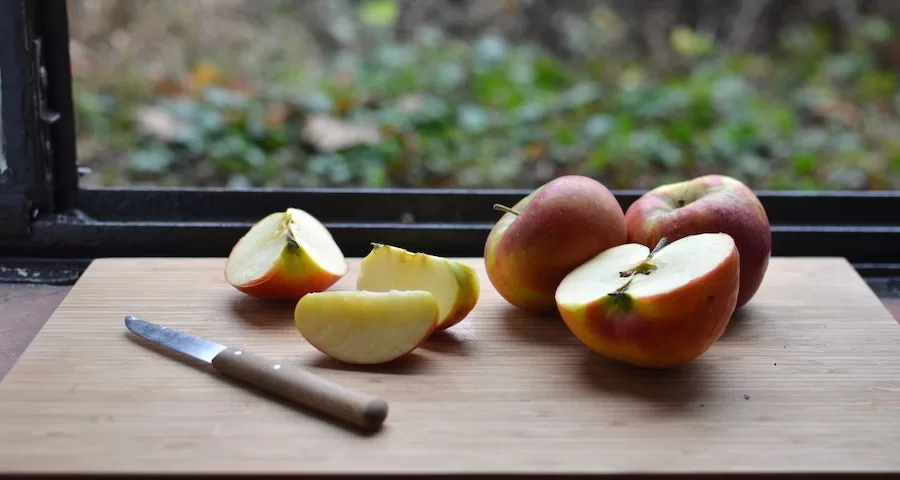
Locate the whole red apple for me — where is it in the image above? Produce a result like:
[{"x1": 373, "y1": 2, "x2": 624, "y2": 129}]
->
[
  {"x1": 624, "y1": 174, "x2": 771, "y2": 308},
  {"x1": 484, "y1": 175, "x2": 628, "y2": 312}
]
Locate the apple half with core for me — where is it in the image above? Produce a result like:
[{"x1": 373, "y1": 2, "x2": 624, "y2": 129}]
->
[
  {"x1": 484, "y1": 175, "x2": 628, "y2": 312},
  {"x1": 225, "y1": 208, "x2": 348, "y2": 301},
  {"x1": 357, "y1": 243, "x2": 480, "y2": 330},
  {"x1": 624, "y1": 174, "x2": 770, "y2": 308},
  {"x1": 555, "y1": 233, "x2": 740, "y2": 368},
  {"x1": 294, "y1": 290, "x2": 439, "y2": 365}
]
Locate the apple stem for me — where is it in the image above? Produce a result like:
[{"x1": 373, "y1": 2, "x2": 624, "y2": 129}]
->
[
  {"x1": 493, "y1": 204, "x2": 521, "y2": 216},
  {"x1": 648, "y1": 237, "x2": 670, "y2": 258}
]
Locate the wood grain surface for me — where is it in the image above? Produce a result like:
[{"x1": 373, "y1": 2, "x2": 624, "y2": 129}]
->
[{"x1": 0, "y1": 257, "x2": 899, "y2": 476}]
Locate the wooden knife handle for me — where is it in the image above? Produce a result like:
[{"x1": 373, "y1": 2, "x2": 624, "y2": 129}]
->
[{"x1": 210, "y1": 347, "x2": 388, "y2": 431}]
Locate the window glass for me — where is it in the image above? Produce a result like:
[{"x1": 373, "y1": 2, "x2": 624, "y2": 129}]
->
[{"x1": 68, "y1": 1, "x2": 900, "y2": 191}]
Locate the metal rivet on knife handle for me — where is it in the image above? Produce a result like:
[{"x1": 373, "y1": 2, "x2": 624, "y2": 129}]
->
[{"x1": 210, "y1": 347, "x2": 389, "y2": 431}]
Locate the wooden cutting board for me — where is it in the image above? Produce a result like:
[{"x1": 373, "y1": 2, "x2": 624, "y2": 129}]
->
[{"x1": 1, "y1": 257, "x2": 899, "y2": 477}]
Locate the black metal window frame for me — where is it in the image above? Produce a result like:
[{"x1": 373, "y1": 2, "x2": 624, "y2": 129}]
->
[{"x1": 1, "y1": 0, "x2": 899, "y2": 292}]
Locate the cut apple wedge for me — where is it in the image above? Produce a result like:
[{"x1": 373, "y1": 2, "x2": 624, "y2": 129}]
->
[
  {"x1": 294, "y1": 290, "x2": 439, "y2": 365},
  {"x1": 225, "y1": 208, "x2": 348, "y2": 301},
  {"x1": 555, "y1": 233, "x2": 740, "y2": 368},
  {"x1": 356, "y1": 243, "x2": 480, "y2": 330}
]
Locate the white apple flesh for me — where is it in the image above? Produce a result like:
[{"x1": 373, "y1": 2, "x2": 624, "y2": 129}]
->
[
  {"x1": 356, "y1": 243, "x2": 480, "y2": 330},
  {"x1": 225, "y1": 208, "x2": 348, "y2": 301},
  {"x1": 294, "y1": 290, "x2": 439, "y2": 365},
  {"x1": 555, "y1": 233, "x2": 741, "y2": 368}
]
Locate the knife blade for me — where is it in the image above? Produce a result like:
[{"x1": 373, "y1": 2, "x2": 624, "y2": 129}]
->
[{"x1": 124, "y1": 315, "x2": 388, "y2": 431}]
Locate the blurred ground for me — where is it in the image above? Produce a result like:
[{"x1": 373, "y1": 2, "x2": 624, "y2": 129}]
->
[{"x1": 67, "y1": 0, "x2": 900, "y2": 190}]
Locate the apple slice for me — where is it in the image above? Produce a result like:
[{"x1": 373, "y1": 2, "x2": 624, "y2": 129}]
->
[
  {"x1": 294, "y1": 290, "x2": 439, "y2": 365},
  {"x1": 225, "y1": 208, "x2": 348, "y2": 301},
  {"x1": 356, "y1": 243, "x2": 480, "y2": 330},
  {"x1": 555, "y1": 233, "x2": 740, "y2": 368}
]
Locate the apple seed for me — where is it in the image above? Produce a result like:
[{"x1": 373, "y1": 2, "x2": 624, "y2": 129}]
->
[{"x1": 617, "y1": 237, "x2": 670, "y2": 280}]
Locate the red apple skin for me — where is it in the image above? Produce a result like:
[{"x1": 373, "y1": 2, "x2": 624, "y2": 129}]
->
[
  {"x1": 231, "y1": 269, "x2": 343, "y2": 301},
  {"x1": 560, "y1": 244, "x2": 741, "y2": 368},
  {"x1": 624, "y1": 174, "x2": 770, "y2": 309},
  {"x1": 228, "y1": 243, "x2": 346, "y2": 301},
  {"x1": 484, "y1": 175, "x2": 628, "y2": 312}
]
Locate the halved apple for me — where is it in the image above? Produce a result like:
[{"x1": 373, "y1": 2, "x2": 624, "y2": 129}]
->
[
  {"x1": 294, "y1": 290, "x2": 439, "y2": 365},
  {"x1": 356, "y1": 243, "x2": 480, "y2": 330},
  {"x1": 224, "y1": 208, "x2": 348, "y2": 301},
  {"x1": 555, "y1": 233, "x2": 740, "y2": 368}
]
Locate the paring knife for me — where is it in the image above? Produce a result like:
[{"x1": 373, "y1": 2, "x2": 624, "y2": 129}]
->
[{"x1": 124, "y1": 315, "x2": 389, "y2": 431}]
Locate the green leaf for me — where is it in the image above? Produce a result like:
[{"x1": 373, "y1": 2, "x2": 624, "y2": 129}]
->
[
  {"x1": 792, "y1": 152, "x2": 817, "y2": 175},
  {"x1": 435, "y1": 63, "x2": 466, "y2": 91},
  {"x1": 890, "y1": 154, "x2": 900, "y2": 172},
  {"x1": 860, "y1": 16, "x2": 893, "y2": 42},
  {"x1": 712, "y1": 75, "x2": 751, "y2": 105},
  {"x1": 561, "y1": 83, "x2": 602, "y2": 108},
  {"x1": 797, "y1": 128, "x2": 829, "y2": 152},
  {"x1": 475, "y1": 35, "x2": 507, "y2": 64},
  {"x1": 457, "y1": 105, "x2": 490, "y2": 133},
  {"x1": 670, "y1": 26, "x2": 714, "y2": 57},
  {"x1": 374, "y1": 43, "x2": 415, "y2": 69},
  {"x1": 628, "y1": 130, "x2": 682, "y2": 168},
  {"x1": 858, "y1": 71, "x2": 897, "y2": 102},
  {"x1": 663, "y1": 119, "x2": 694, "y2": 147},
  {"x1": 130, "y1": 149, "x2": 174, "y2": 173},
  {"x1": 584, "y1": 115, "x2": 614, "y2": 138},
  {"x1": 824, "y1": 53, "x2": 864, "y2": 80},
  {"x1": 227, "y1": 175, "x2": 252, "y2": 189},
  {"x1": 245, "y1": 147, "x2": 267, "y2": 168},
  {"x1": 825, "y1": 165, "x2": 868, "y2": 189},
  {"x1": 359, "y1": 0, "x2": 398, "y2": 26},
  {"x1": 204, "y1": 87, "x2": 248, "y2": 109},
  {"x1": 552, "y1": 125, "x2": 576, "y2": 146},
  {"x1": 587, "y1": 147, "x2": 612, "y2": 169},
  {"x1": 308, "y1": 153, "x2": 353, "y2": 184},
  {"x1": 834, "y1": 132, "x2": 862, "y2": 153}
]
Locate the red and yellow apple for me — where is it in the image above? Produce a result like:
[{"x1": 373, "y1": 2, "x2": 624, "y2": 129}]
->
[
  {"x1": 225, "y1": 208, "x2": 348, "y2": 301},
  {"x1": 555, "y1": 233, "x2": 740, "y2": 368},
  {"x1": 356, "y1": 243, "x2": 479, "y2": 330},
  {"x1": 484, "y1": 175, "x2": 628, "y2": 312},
  {"x1": 624, "y1": 174, "x2": 770, "y2": 308},
  {"x1": 294, "y1": 290, "x2": 439, "y2": 365}
]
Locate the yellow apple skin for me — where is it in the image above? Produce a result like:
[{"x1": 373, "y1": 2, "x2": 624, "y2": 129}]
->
[
  {"x1": 484, "y1": 175, "x2": 627, "y2": 312},
  {"x1": 625, "y1": 174, "x2": 770, "y2": 308},
  {"x1": 228, "y1": 242, "x2": 346, "y2": 301},
  {"x1": 558, "y1": 245, "x2": 741, "y2": 368},
  {"x1": 441, "y1": 261, "x2": 480, "y2": 330},
  {"x1": 357, "y1": 244, "x2": 480, "y2": 330}
]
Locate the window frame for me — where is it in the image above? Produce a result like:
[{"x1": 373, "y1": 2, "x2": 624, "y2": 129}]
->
[
  {"x1": 1, "y1": 0, "x2": 898, "y2": 291},
  {"x1": 0, "y1": 0, "x2": 78, "y2": 233}
]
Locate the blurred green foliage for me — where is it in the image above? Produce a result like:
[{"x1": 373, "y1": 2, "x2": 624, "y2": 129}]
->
[{"x1": 72, "y1": 7, "x2": 900, "y2": 190}]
